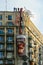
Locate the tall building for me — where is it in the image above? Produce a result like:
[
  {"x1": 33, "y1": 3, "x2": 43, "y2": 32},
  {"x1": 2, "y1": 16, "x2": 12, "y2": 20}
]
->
[{"x1": 0, "y1": 8, "x2": 43, "y2": 65}]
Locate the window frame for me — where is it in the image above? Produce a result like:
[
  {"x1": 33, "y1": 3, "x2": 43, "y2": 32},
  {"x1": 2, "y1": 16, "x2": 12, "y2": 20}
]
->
[{"x1": 8, "y1": 15, "x2": 12, "y2": 20}]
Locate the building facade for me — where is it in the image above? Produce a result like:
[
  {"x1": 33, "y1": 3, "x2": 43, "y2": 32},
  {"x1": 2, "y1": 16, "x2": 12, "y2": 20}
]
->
[{"x1": 0, "y1": 8, "x2": 43, "y2": 65}]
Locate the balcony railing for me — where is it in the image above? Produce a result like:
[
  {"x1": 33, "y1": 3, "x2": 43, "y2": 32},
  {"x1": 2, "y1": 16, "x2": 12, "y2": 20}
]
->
[
  {"x1": 6, "y1": 40, "x2": 14, "y2": 43},
  {"x1": 6, "y1": 33, "x2": 14, "y2": 36},
  {"x1": 5, "y1": 60, "x2": 14, "y2": 65},
  {"x1": 6, "y1": 48, "x2": 14, "y2": 51}
]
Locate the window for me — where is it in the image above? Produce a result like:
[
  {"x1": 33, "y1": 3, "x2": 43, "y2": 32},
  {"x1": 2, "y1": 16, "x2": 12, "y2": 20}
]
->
[
  {"x1": 7, "y1": 44, "x2": 13, "y2": 50},
  {"x1": 0, "y1": 44, "x2": 4, "y2": 49},
  {"x1": 16, "y1": 26, "x2": 19, "y2": 33},
  {"x1": 0, "y1": 15, "x2": 2, "y2": 20},
  {"x1": 8, "y1": 15, "x2": 12, "y2": 20},
  {"x1": 7, "y1": 22, "x2": 14, "y2": 26},
  {"x1": 0, "y1": 60, "x2": 3, "y2": 64},
  {"x1": 0, "y1": 37, "x2": 4, "y2": 41},
  {"x1": 7, "y1": 29, "x2": 13, "y2": 33},
  {"x1": 6, "y1": 60, "x2": 13, "y2": 64},
  {"x1": 0, "y1": 22, "x2": 2, "y2": 26},
  {"x1": 7, "y1": 52, "x2": 13, "y2": 58},
  {"x1": 7, "y1": 37, "x2": 13, "y2": 42},
  {"x1": 0, "y1": 52, "x2": 4, "y2": 58},
  {"x1": 0, "y1": 29, "x2": 4, "y2": 34}
]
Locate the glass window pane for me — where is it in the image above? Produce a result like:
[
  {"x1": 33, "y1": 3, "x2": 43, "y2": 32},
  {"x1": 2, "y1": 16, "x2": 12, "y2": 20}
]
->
[
  {"x1": 7, "y1": 44, "x2": 13, "y2": 50},
  {"x1": 0, "y1": 52, "x2": 4, "y2": 58},
  {"x1": 0, "y1": 37, "x2": 4, "y2": 41},
  {"x1": 0, "y1": 15, "x2": 2, "y2": 20},
  {"x1": 7, "y1": 52, "x2": 13, "y2": 58},
  {"x1": 0, "y1": 29, "x2": 4, "y2": 34},
  {"x1": 6, "y1": 60, "x2": 13, "y2": 64},
  {"x1": 0, "y1": 44, "x2": 4, "y2": 49},
  {"x1": 7, "y1": 37, "x2": 13, "y2": 42},
  {"x1": 8, "y1": 15, "x2": 12, "y2": 20},
  {"x1": 7, "y1": 22, "x2": 14, "y2": 26},
  {"x1": 7, "y1": 29, "x2": 13, "y2": 33},
  {"x1": 0, "y1": 60, "x2": 3, "y2": 64}
]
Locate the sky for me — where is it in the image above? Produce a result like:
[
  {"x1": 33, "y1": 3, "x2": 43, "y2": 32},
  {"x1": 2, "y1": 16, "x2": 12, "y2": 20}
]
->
[{"x1": 0, "y1": 0, "x2": 43, "y2": 34}]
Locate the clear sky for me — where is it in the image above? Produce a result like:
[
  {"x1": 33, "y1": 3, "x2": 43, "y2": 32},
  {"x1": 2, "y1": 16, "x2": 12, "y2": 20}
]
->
[{"x1": 0, "y1": 0, "x2": 43, "y2": 34}]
